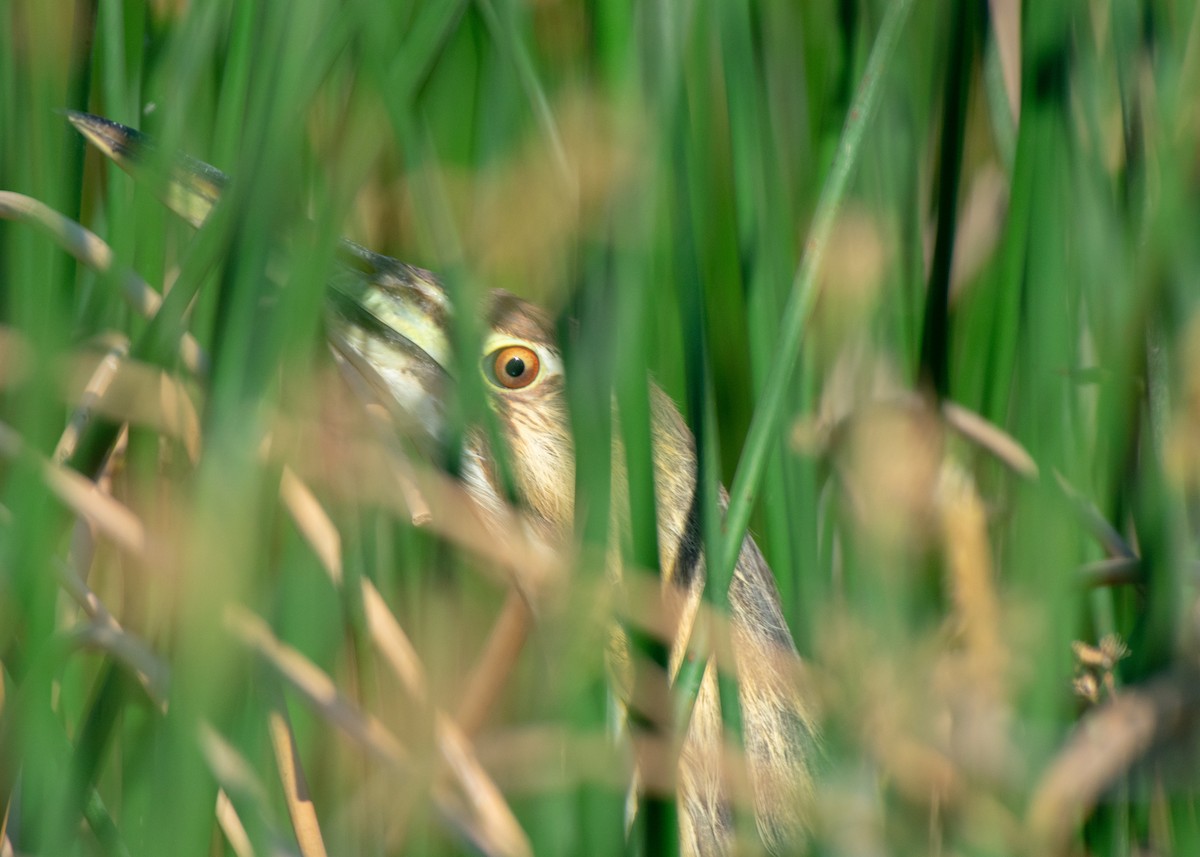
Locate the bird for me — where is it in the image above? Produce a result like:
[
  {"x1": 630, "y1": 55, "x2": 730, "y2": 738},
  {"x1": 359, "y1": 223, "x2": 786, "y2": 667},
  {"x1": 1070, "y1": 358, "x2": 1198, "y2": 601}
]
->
[{"x1": 68, "y1": 111, "x2": 815, "y2": 855}]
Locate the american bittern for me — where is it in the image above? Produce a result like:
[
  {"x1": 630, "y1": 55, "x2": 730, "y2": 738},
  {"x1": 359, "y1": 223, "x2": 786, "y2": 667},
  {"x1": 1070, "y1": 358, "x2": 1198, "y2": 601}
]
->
[{"x1": 69, "y1": 112, "x2": 814, "y2": 855}]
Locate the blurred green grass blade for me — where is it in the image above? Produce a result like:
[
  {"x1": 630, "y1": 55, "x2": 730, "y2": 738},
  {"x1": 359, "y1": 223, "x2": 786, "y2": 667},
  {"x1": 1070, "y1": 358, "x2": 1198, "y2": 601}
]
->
[
  {"x1": 717, "y1": 0, "x2": 914, "y2": 587},
  {"x1": 96, "y1": 0, "x2": 136, "y2": 125},
  {"x1": 384, "y1": 0, "x2": 469, "y2": 106},
  {"x1": 475, "y1": 0, "x2": 569, "y2": 182}
]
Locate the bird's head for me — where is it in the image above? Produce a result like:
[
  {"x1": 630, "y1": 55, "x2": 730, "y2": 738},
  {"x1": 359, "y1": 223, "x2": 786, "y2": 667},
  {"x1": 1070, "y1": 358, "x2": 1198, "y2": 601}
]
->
[
  {"x1": 326, "y1": 249, "x2": 574, "y2": 540},
  {"x1": 66, "y1": 110, "x2": 577, "y2": 539}
]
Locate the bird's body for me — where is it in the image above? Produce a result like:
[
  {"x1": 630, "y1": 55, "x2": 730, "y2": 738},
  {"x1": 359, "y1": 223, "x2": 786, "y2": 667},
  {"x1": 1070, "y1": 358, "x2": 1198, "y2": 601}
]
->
[
  {"x1": 70, "y1": 112, "x2": 814, "y2": 854},
  {"x1": 331, "y1": 251, "x2": 815, "y2": 855}
]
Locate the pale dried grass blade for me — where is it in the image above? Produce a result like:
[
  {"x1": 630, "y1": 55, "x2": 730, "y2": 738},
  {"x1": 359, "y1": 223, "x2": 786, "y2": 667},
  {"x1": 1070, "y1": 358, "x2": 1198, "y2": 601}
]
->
[
  {"x1": 408, "y1": 464, "x2": 565, "y2": 596},
  {"x1": 361, "y1": 580, "x2": 428, "y2": 699},
  {"x1": 157, "y1": 370, "x2": 203, "y2": 461},
  {"x1": 947, "y1": 165, "x2": 1009, "y2": 297},
  {"x1": 472, "y1": 724, "x2": 764, "y2": 814},
  {"x1": 201, "y1": 724, "x2": 271, "y2": 806},
  {"x1": 0, "y1": 421, "x2": 148, "y2": 559},
  {"x1": 0, "y1": 780, "x2": 8, "y2": 856},
  {"x1": 268, "y1": 707, "x2": 329, "y2": 857},
  {"x1": 55, "y1": 337, "x2": 129, "y2": 463},
  {"x1": 62, "y1": 347, "x2": 203, "y2": 457},
  {"x1": 277, "y1": 467, "x2": 426, "y2": 697},
  {"x1": 58, "y1": 557, "x2": 112, "y2": 624},
  {"x1": 204, "y1": 724, "x2": 306, "y2": 857},
  {"x1": 42, "y1": 460, "x2": 146, "y2": 557},
  {"x1": 942, "y1": 401, "x2": 1038, "y2": 478},
  {"x1": 471, "y1": 726, "x2": 622, "y2": 798},
  {"x1": 0, "y1": 326, "x2": 31, "y2": 389},
  {"x1": 433, "y1": 717, "x2": 532, "y2": 857},
  {"x1": 273, "y1": 404, "x2": 565, "y2": 596},
  {"x1": 1028, "y1": 669, "x2": 1200, "y2": 852},
  {"x1": 71, "y1": 622, "x2": 170, "y2": 707},
  {"x1": 59, "y1": 559, "x2": 171, "y2": 705},
  {"x1": 233, "y1": 600, "x2": 531, "y2": 857},
  {"x1": 936, "y1": 464, "x2": 1019, "y2": 788},
  {"x1": 279, "y1": 466, "x2": 343, "y2": 585},
  {"x1": 361, "y1": 406, "x2": 433, "y2": 527},
  {"x1": 0, "y1": 191, "x2": 205, "y2": 375},
  {"x1": 454, "y1": 591, "x2": 532, "y2": 737},
  {"x1": 52, "y1": 340, "x2": 202, "y2": 463},
  {"x1": 323, "y1": 362, "x2": 436, "y2": 530},
  {"x1": 215, "y1": 790, "x2": 256, "y2": 857},
  {"x1": 225, "y1": 606, "x2": 408, "y2": 766},
  {"x1": 360, "y1": 557, "x2": 532, "y2": 855},
  {"x1": 939, "y1": 465, "x2": 1006, "y2": 680},
  {"x1": 275, "y1": 468, "x2": 530, "y2": 857},
  {"x1": 355, "y1": 578, "x2": 530, "y2": 854},
  {"x1": 362, "y1": 582, "x2": 532, "y2": 857}
]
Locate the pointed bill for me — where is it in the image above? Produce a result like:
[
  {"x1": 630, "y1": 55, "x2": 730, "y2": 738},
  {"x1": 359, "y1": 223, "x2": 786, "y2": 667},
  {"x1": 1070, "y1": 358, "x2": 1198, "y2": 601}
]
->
[{"x1": 67, "y1": 111, "x2": 226, "y2": 228}]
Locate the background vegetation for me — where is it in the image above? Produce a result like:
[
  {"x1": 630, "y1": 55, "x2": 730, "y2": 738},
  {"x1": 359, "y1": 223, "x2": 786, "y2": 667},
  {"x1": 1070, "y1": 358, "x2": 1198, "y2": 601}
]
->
[{"x1": 2, "y1": 0, "x2": 1200, "y2": 854}]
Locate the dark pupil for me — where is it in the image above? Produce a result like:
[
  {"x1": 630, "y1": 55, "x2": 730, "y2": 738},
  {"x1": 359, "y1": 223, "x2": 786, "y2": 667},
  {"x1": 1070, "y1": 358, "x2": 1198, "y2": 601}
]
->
[{"x1": 504, "y1": 356, "x2": 525, "y2": 378}]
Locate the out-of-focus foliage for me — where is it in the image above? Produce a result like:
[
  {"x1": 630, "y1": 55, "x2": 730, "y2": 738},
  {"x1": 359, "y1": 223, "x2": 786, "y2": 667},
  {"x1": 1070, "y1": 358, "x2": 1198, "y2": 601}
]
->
[{"x1": 2, "y1": 0, "x2": 1200, "y2": 855}]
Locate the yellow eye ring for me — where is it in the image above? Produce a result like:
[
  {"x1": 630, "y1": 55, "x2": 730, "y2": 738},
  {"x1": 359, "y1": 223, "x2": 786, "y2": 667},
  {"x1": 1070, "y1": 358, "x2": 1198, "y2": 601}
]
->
[{"x1": 489, "y1": 345, "x2": 540, "y2": 390}]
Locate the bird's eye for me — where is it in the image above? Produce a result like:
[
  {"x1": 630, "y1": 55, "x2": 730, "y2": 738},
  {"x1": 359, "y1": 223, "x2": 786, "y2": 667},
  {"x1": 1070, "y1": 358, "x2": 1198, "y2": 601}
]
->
[{"x1": 488, "y1": 345, "x2": 540, "y2": 390}]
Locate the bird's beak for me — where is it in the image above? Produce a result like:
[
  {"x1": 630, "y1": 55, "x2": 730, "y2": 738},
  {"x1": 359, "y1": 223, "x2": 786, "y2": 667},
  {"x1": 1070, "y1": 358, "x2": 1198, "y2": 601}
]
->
[
  {"x1": 66, "y1": 111, "x2": 225, "y2": 228},
  {"x1": 67, "y1": 110, "x2": 454, "y2": 445}
]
